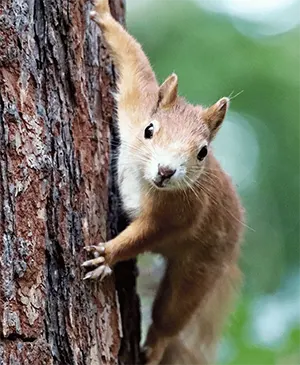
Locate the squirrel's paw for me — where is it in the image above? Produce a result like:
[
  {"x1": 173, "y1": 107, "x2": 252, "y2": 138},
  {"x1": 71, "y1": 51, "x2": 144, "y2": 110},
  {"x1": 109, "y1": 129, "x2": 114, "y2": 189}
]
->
[
  {"x1": 90, "y1": 0, "x2": 110, "y2": 22},
  {"x1": 140, "y1": 346, "x2": 156, "y2": 365},
  {"x1": 82, "y1": 243, "x2": 112, "y2": 281},
  {"x1": 142, "y1": 325, "x2": 169, "y2": 365},
  {"x1": 141, "y1": 344, "x2": 164, "y2": 365}
]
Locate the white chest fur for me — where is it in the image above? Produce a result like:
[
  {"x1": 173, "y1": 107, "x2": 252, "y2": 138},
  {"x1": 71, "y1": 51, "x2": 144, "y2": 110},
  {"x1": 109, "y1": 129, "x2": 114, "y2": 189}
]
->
[{"x1": 117, "y1": 144, "x2": 142, "y2": 220}]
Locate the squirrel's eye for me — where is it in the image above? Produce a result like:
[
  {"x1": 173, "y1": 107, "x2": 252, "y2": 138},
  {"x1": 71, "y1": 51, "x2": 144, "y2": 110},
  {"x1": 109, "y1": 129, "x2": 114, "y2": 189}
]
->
[
  {"x1": 144, "y1": 123, "x2": 154, "y2": 139},
  {"x1": 197, "y1": 146, "x2": 208, "y2": 161}
]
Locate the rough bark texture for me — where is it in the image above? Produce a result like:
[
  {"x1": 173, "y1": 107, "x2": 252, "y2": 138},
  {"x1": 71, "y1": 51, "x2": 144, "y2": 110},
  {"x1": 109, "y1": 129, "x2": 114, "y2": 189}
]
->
[{"x1": 0, "y1": 0, "x2": 141, "y2": 364}]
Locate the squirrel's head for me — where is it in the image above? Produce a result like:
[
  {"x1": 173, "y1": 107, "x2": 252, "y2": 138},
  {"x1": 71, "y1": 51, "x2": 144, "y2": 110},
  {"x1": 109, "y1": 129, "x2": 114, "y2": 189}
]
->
[{"x1": 133, "y1": 73, "x2": 229, "y2": 190}]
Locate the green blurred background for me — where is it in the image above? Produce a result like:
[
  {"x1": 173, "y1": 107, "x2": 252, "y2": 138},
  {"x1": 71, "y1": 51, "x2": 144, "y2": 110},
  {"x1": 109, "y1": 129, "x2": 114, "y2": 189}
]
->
[{"x1": 126, "y1": 0, "x2": 300, "y2": 364}]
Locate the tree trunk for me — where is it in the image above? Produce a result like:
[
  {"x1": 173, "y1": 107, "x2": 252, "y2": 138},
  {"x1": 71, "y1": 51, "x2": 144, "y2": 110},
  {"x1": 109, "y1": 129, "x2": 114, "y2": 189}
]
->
[{"x1": 0, "y1": 1, "x2": 141, "y2": 364}]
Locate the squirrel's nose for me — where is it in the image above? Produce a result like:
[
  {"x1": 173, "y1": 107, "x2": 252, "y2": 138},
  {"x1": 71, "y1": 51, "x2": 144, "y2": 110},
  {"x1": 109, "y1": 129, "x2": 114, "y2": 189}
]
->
[{"x1": 158, "y1": 165, "x2": 176, "y2": 178}]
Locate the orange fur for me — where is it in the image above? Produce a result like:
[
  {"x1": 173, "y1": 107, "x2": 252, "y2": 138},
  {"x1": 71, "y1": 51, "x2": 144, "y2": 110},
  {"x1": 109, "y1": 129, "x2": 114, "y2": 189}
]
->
[{"x1": 84, "y1": 1, "x2": 245, "y2": 364}]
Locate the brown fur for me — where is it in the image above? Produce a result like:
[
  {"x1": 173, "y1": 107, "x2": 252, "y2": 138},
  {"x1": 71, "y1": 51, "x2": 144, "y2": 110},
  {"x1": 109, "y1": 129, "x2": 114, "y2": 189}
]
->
[{"x1": 84, "y1": 2, "x2": 245, "y2": 364}]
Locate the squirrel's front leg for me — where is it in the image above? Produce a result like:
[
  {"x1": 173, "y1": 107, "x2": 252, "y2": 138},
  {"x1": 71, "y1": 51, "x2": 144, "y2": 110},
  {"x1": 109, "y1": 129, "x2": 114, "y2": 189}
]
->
[
  {"x1": 90, "y1": 0, "x2": 158, "y2": 125},
  {"x1": 82, "y1": 217, "x2": 161, "y2": 280}
]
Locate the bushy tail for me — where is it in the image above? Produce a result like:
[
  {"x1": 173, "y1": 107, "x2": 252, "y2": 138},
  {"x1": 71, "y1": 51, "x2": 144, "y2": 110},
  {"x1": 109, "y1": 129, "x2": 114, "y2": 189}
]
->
[{"x1": 160, "y1": 265, "x2": 242, "y2": 365}]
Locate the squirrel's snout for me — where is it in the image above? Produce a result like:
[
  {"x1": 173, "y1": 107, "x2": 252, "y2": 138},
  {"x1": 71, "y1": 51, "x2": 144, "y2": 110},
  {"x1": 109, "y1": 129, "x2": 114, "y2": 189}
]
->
[{"x1": 158, "y1": 165, "x2": 176, "y2": 179}]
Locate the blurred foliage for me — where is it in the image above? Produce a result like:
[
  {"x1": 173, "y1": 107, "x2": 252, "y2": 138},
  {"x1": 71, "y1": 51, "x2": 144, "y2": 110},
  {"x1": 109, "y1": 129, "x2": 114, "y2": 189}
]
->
[{"x1": 126, "y1": 0, "x2": 299, "y2": 363}]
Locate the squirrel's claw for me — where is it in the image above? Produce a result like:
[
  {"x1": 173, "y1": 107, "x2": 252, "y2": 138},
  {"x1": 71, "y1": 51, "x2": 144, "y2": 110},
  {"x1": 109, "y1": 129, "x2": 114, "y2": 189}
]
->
[
  {"x1": 83, "y1": 244, "x2": 105, "y2": 255},
  {"x1": 82, "y1": 242, "x2": 112, "y2": 281},
  {"x1": 81, "y1": 256, "x2": 105, "y2": 267},
  {"x1": 90, "y1": 10, "x2": 97, "y2": 20},
  {"x1": 90, "y1": 0, "x2": 110, "y2": 22},
  {"x1": 83, "y1": 264, "x2": 112, "y2": 281}
]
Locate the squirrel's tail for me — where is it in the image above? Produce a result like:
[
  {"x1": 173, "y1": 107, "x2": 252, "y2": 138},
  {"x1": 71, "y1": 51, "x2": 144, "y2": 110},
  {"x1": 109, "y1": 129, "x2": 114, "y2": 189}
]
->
[{"x1": 160, "y1": 264, "x2": 242, "y2": 365}]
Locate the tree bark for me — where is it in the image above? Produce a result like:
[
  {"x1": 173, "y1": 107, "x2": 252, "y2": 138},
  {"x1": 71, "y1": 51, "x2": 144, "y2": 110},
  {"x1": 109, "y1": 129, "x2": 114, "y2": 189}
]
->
[{"x1": 0, "y1": 1, "x2": 141, "y2": 364}]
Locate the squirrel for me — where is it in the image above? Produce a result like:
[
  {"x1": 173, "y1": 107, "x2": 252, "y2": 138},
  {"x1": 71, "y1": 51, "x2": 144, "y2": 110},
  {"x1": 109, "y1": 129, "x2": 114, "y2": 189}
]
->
[{"x1": 82, "y1": 1, "x2": 244, "y2": 364}]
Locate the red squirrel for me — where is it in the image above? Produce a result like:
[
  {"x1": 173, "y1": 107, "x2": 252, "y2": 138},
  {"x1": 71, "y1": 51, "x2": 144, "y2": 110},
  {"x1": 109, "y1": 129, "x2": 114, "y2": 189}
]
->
[{"x1": 82, "y1": 1, "x2": 244, "y2": 364}]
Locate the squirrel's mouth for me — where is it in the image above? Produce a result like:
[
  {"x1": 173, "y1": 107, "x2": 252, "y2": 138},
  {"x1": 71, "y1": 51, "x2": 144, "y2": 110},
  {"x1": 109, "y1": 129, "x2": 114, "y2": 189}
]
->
[{"x1": 152, "y1": 177, "x2": 171, "y2": 189}]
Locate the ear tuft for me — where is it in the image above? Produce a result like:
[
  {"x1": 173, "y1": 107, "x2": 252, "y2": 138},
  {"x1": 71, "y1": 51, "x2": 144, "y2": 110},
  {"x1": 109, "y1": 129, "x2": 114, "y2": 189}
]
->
[
  {"x1": 158, "y1": 73, "x2": 178, "y2": 109},
  {"x1": 204, "y1": 97, "x2": 229, "y2": 138},
  {"x1": 217, "y1": 97, "x2": 230, "y2": 111}
]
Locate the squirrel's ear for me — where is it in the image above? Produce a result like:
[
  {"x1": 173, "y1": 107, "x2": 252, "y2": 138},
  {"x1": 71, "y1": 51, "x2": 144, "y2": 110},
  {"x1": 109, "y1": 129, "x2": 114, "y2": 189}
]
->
[
  {"x1": 158, "y1": 73, "x2": 178, "y2": 109},
  {"x1": 203, "y1": 97, "x2": 229, "y2": 138}
]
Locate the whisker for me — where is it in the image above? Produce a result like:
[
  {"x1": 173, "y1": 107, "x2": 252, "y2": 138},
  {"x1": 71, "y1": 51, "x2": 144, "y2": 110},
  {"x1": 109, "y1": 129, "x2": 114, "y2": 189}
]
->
[
  {"x1": 191, "y1": 179, "x2": 254, "y2": 232},
  {"x1": 228, "y1": 90, "x2": 244, "y2": 101}
]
